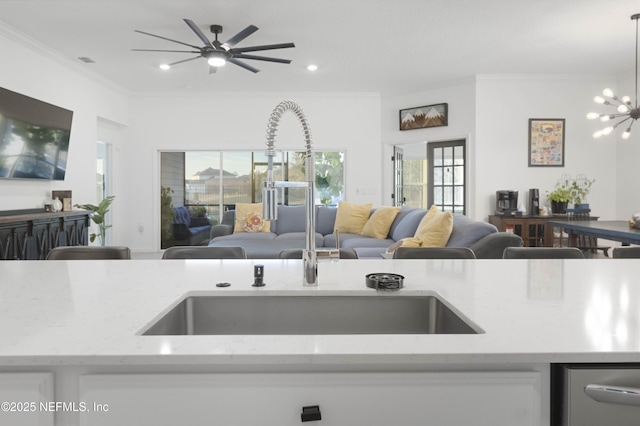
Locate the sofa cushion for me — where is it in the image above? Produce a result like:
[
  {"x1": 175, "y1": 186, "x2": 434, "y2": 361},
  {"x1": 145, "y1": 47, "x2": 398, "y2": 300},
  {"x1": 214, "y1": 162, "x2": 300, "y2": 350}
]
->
[
  {"x1": 316, "y1": 206, "x2": 338, "y2": 235},
  {"x1": 233, "y1": 203, "x2": 271, "y2": 233},
  {"x1": 361, "y1": 206, "x2": 401, "y2": 239},
  {"x1": 414, "y1": 205, "x2": 453, "y2": 247},
  {"x1": 334, "y1": 201, "x2": 372, "y2": 234},
  {"x1": 274, "y1": 205, "x2": 306, "y2": 234},
  {"x1": 446, "y1": 214, "x2": 498, "y2": 247},
  {"x1": 274, "y1": 232, "x2": 325, "y2": 248},
  {"x1": 390, "y1": 208, "x2": 427, "y2": 241},
  {"x1": 340, "y1": 236, "x2": 395, "y2": 249}
]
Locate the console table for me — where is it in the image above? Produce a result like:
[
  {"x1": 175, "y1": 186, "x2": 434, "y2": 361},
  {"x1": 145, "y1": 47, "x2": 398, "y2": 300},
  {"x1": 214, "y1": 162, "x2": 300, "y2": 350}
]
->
[
  {"x1": 0, "y1": 209, "x2": 90, "y2": 260},
  {"x1": 488, "y1": 215, "x2": 557, "y2": 247}
]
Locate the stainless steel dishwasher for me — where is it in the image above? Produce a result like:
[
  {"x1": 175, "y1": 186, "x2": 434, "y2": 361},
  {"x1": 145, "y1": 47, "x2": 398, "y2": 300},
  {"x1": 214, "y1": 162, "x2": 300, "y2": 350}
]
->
[{"x1": 552, "y1": 363, "x2": 640, "y2": 425}]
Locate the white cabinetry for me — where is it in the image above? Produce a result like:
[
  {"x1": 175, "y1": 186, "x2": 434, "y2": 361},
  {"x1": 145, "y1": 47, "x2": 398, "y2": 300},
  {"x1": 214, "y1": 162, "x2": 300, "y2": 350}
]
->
[
  {"x1": 0, "y1": 373, "x2": 54, "y2": 426},
  {"x1": 80, "y1": 371, "x2": 541, "y2": 426}
]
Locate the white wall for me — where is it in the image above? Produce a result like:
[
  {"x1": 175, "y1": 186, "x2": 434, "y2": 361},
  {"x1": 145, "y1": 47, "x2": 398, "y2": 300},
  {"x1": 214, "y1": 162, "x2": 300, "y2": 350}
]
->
[
  {"x1": 475, "y1": 75, "x2": 618, "y2": 221},
  {"x1": 380, "y1": 79, "x2": 477, "y2": 214},
  {"x1": 120, "y1": 92, "x2": 381, "y2": 251},
  {"x1": 0, "y1": 26, "x2": 129, "y2": 214}
]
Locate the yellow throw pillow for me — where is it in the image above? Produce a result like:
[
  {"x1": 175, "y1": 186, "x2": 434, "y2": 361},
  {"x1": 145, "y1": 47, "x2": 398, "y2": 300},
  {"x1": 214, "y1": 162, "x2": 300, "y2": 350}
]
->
[
  {"x1": 334, "y1": 201, "x2": 372, "y2": 234},
  {"x1": 234, "y1": 203, "x2": 271, "y2": 233},
  {"x1": 362, "y1": 206, "x2": 401, "y2": 239},
  {"x1": 413, "y1": 205, "x2": 453, "y2": 247},
  {"x1": 400, "y1": 237, "x2": 423, "y2": 247}
]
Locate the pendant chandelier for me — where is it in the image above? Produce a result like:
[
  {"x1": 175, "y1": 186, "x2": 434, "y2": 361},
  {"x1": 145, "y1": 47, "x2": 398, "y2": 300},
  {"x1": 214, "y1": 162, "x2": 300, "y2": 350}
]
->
[{"x1": 587, "y1": 13, "x2": 640, "y2": 140}]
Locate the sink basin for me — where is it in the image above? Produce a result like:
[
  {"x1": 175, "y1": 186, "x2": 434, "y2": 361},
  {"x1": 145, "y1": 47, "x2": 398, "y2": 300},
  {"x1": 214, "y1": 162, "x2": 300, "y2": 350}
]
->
[{"x1": 141, "y1": 295, "x2": 482, "y2": 335}]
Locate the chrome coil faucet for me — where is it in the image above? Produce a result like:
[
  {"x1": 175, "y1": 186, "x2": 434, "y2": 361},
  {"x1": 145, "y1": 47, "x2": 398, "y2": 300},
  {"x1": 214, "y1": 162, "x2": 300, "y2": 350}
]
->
[{"x1": 262, "y1": 100, "x2": 317, "y2": 286}]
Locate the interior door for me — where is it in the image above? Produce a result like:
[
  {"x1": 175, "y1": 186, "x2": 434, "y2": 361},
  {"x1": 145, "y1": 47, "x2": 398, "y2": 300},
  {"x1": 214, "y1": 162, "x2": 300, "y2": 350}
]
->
[{"x1": 393, "y1": 146, "x2": 404, "y2": 206}]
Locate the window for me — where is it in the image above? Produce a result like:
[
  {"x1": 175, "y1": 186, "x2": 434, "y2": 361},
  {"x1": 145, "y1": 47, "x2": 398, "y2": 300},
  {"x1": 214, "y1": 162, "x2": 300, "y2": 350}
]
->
[
  {"x1": 427, "y1": 140, "x2": 466, "y2": 214},
  {"x1": 160, "y1": 150, "x2": 345, "y2": 249}
]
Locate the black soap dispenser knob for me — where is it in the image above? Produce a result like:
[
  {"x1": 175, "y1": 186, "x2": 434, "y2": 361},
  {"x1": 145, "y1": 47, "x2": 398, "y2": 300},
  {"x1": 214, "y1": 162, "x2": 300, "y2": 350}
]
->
[{"x1": 252, "y1": 264, "x2": 265, "y2": 287}]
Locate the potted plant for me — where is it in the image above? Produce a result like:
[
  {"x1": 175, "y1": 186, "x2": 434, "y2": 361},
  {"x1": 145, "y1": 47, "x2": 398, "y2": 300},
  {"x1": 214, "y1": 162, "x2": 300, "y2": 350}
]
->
[
  {"x1": 74, "y1": 195, "x2": 115, "y2": 246},
  {"x1": 569, "y1": 175, "x2": 595, "y2": 209},
  {"x1": 546, "y1": 184, "x2": 571, "y2": 214}
]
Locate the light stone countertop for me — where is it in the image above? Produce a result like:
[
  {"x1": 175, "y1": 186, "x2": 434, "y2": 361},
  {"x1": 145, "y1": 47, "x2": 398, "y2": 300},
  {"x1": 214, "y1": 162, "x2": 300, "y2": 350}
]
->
[{"x1": 0, "y1": 258, "x2": 638, "y2": 366}]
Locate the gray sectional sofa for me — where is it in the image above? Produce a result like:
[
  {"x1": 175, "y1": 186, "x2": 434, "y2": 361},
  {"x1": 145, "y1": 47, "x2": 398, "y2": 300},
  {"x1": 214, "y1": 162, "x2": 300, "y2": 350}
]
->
[{"x1": 208, "y1": 205, "x2": 522, "y2": 259}]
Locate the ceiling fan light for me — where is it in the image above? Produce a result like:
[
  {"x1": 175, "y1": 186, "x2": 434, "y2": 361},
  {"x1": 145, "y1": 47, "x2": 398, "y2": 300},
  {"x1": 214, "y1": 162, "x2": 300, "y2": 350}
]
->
[{"x1": 207, "y1": 56, "x2": 226, "y2": 67}]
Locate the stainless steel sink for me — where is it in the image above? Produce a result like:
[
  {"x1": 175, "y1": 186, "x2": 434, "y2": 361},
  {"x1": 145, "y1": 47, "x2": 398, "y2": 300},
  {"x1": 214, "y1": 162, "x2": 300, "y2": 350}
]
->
[{"x1": 140, "y1": 295, "x2": 482, "y2": 335}]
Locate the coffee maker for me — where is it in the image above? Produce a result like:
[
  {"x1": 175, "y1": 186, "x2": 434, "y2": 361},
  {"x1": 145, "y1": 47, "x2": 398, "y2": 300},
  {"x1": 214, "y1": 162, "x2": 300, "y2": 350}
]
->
[
  {"x1": 495, "y1": 190, "x2": 518, "y2": 215},
  {"x1": 529, "y1": 188, "x2": 540, "y2": 216}
]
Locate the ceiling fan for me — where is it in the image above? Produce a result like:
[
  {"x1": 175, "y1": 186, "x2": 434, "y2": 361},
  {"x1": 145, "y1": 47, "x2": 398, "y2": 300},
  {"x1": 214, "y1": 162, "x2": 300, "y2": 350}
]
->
[{"x1": 133, "y1": 19, "x2": 295, "y2": 74}]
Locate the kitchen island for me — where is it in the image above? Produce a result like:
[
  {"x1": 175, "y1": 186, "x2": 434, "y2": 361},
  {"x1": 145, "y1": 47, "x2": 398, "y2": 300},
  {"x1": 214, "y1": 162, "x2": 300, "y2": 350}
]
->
[{"x1": 0, "y1": 258, "x2": 637, "y2": 425}]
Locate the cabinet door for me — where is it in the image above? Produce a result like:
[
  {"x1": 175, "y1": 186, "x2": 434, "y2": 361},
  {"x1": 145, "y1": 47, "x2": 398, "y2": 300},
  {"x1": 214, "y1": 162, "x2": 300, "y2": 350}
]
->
[
  {"x1": 80, "y1": 372, "x2": 541, "y2": 426},
  {"x1": 0, "y1": 373, "x2": 54, "y2": 426}
]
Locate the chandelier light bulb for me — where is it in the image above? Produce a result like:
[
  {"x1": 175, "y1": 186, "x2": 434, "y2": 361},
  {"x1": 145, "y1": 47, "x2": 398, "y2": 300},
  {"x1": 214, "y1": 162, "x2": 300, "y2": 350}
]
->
[
  {"x1": 588, "y1": 13, "x2": 640, "y2": 140},
  {"x1": 159, "y1": 64, "x2": 171, "y2": 70}
]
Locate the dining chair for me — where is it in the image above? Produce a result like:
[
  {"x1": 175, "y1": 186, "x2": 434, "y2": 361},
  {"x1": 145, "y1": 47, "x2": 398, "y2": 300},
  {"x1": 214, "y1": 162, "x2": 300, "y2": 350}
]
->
[
  {"x1": 502, "y1": 247, "x2": 584, "y2": 259},
  {"x1": 392, "y1": 247, "x2": 476, "y2": 259},
  {"x1": 46, "y1": 246, "x2": 132, "y2": 260},
  {"x1": 162, "y1": 246, "x2": 247, "y2": 259},
  {"x1": 612, "y1": 246, "x2": 640, "y2": 259}
]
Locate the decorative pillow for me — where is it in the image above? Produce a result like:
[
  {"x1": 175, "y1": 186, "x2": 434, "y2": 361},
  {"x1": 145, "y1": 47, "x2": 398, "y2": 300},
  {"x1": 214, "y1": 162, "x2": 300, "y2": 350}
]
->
[
  {"x1": 413, "y1": 205, "x2": 453, "y2": 247},
  {"x1": 400, "y1": 237, "x2": 423, "y2": 247},
  {"x1": 334, "y1": 201, "x2": 372, "y2": 234},
  {"x1": 234, "y1": 203, "x2": 271, "y2": 233},
  {"x1": 362, "y1": 206, "x2": 401, "y2": 239}
]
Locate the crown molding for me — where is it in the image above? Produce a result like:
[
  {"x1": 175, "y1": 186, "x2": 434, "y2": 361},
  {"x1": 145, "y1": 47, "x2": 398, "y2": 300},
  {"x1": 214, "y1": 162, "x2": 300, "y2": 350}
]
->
[{"x1": 0, "y1": 20, "x2": 130, "y2": 96}]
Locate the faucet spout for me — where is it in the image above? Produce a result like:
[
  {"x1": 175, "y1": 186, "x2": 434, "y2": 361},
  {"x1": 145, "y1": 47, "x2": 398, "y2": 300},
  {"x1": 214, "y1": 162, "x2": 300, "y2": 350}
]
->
[{"x1": 262, "y1": 100, "x2": 317, "y2": 286}]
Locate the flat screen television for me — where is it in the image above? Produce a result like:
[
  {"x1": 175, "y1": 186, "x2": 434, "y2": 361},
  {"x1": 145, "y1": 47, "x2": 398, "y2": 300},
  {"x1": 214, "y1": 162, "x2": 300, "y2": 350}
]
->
[{"x1": 0, "y1": 87, "x2": 73, "y2": 180}]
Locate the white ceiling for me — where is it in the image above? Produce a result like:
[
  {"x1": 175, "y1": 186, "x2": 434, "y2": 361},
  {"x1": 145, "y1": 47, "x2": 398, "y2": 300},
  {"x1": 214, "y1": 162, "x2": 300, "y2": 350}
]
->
[{"x1": 1, "y1": 0, "x2": 639, "y2": 94}]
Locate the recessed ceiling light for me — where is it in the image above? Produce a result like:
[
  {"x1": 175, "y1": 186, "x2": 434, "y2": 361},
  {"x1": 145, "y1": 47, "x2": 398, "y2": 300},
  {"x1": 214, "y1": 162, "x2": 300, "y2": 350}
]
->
[
  {"x1": 159, "y1": 64, "x2": 171, "y2": 70},
  {"x1": 307, "y1": 64, "x2": 318, "y2": 71}
]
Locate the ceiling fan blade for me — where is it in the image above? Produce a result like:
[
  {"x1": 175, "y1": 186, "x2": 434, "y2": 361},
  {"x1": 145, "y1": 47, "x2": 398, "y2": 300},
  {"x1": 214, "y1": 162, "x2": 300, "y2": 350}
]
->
[
  {"x1": 228, "y1": 58, "x2": 260, "y2": 73},
  {"x1": 132, "y1": 49, "x2": 200, "y2": 53},
  {"x1": 234, "y1": 54, "x2": 291, "y2": 64},
  {"x1": 229, "y1": 43, "x2": 295, "y2": 53},
  {"x1": 134, "y1": 30, "x2": 201, "y2": 49},
  {"x1": 168, "y1": 56, "x2": 202, "y2": 66},
  {"x1": 209, "y1": 66, "x2": 217, "y2": 74},
  {"x1": 183, "y1": 18, "x2": 214, "y2": 47},
  {"x1": 223, "y1": 25, "x2": 258, "y2": 47}
]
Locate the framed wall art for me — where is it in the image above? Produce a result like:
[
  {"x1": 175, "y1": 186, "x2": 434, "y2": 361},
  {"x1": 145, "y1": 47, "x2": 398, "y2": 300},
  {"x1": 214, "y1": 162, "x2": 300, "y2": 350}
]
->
[
  {"x1": 528, "y1": 118, "x2": 565, "y2": 167},
  {"x1": 399, "y1": 103, "x2": 448, "y2": 131}
]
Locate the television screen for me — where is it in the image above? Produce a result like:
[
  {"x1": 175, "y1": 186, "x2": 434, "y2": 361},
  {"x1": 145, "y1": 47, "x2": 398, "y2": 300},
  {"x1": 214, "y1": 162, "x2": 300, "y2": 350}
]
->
[{"x1": 0, "y1": 87, "x2": 73, "y2": 180}]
